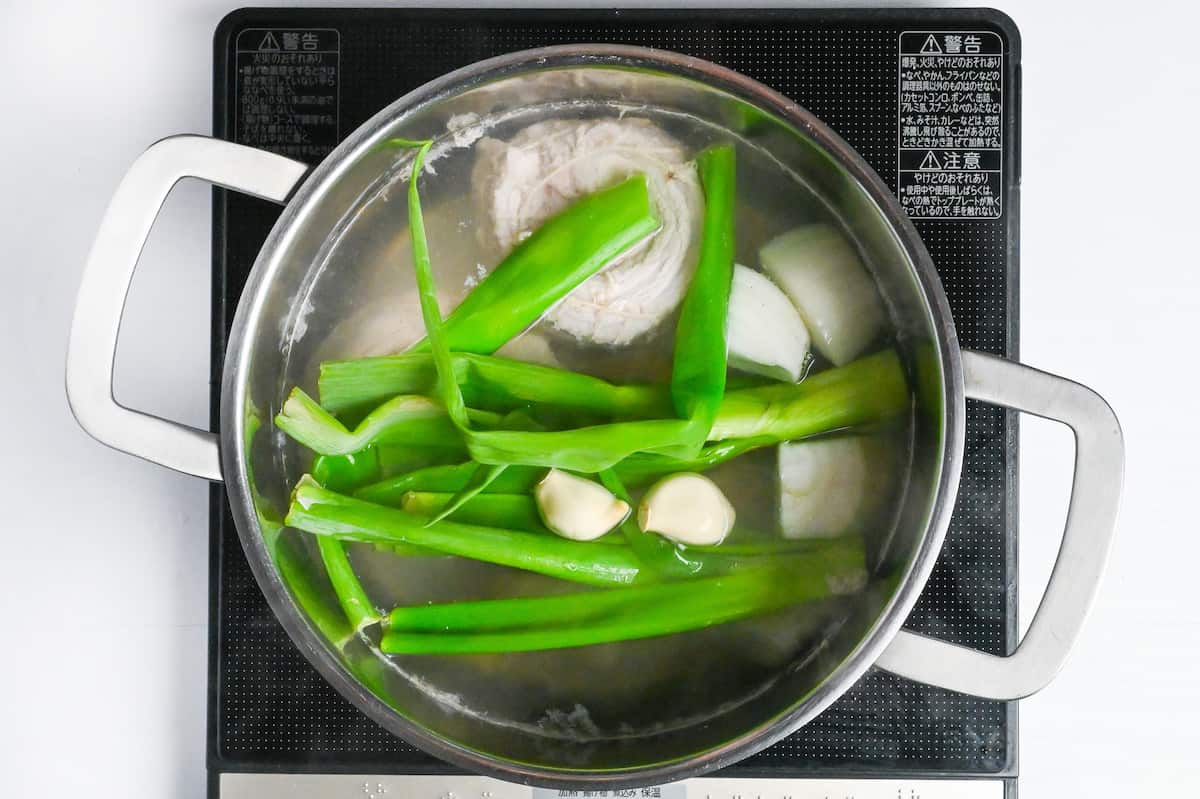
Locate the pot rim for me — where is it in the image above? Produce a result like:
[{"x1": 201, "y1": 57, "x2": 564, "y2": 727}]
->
[{"x1": 220, "y1": 43, "x2": 967, "y2": 789}]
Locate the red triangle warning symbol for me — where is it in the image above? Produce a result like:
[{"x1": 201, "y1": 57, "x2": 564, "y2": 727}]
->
[
  {"x1": 919, "y1": 151, "x2": 942, "y2": 170},
  {"x1": 919, "y1": 35, "x2": 943, "y2": 54},
  {"x1": 258, "y1": 32, "x2": 281, "y2": 52}
]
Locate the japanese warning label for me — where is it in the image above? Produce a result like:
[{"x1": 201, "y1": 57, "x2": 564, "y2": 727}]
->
[
  {"x1": 234, "y1": 29, "x2": 340, "y2": 161},
  {"x1": 898, "y1": 31, "x2": 1003, "y2": 219}
]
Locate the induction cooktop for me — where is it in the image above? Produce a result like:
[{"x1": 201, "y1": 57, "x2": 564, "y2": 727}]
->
[{"x1": 209, "y1": 7, "x2": 1020, "y2": 798}]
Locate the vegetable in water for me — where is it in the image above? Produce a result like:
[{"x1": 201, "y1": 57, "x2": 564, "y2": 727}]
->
[
  {"x1": 319, "y1": 350, "x2": 670, "y2": 419},
  {"x1": 472, "y1": 118, "x2": 703, "y2": 346},
  {"x1": 669, "y1": 144, "x2": 736, "y2": 451},
  {"x1": 316, "y1": 536, "x2": 379, "y2": 633},
  {"x1": 287, "y1": 476, "x2": 643, "y2": 587},
  {"x1": 534, "y1": 469, "x2": 631, "y2": 541},
  {"x1": 411, "y1": 173, "x2": 661, "y2": 354},
  {"x1": 269, "y1": 130, "x2": 908, "y2": 658},
  {"x1": 779, "y1": 435, "x2": 871, "y2": 538},
  {"x1": 708, "y1": 349, "x2": 909, "y2": 444},
  {"x1": 599, "y1": 468, "x2": 708, "y2": 578},
  {"x1": 404, "y1": 146, "x2": 704, "y2": 473},
  {"x1": 637, "y1": 472, "x2": 736, "y2": 546},
  {"x1": 453, "y1": 144, "x2": 736, "y2": 471},
  {"x1": 275, "y1": 389, "x2": 494, "y2": 456},
  {"x1": 356, "y1": 461, "x2": 545, "y2": 505},
  {"x1": 380, "y1": 538, "x2": 866, "y2": 654},
  {"x1": 401, "y1": 490, "x2": 550, "y2": 533},
  {"x1": 726, "y1": 263, "x2": 811, "y2": 382},
  {"x1": 343, "y1": 349, "x2": 910, "y2": 503},
  {"x1": 760, "y1": 224, "x2": 885, "y2": 366}
]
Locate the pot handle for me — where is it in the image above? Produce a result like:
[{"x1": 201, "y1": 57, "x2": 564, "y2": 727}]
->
[
  {"x1": 66, "y1": 135, "x2": 308, "y2": 482},
  {"x1": 875, "y1": 350, "x2": 1124, "y2": 699}
]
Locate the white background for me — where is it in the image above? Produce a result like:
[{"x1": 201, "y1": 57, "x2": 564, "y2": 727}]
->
[{"x1": 1, "y1": 1, "x2": 1195, "y2": 796}]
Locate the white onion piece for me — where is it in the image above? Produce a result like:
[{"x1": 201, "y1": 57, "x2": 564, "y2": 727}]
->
[
  {"x1": 726, "y1": 263, "x2": 811, "y2": 382},
  {"x1": 759, "y1": 224, "x2": 885, "y2": 366},
  {"x1": 637, "y1": 473, "x2": 736, "y2": 546},
  {"x1": 778, "y1": 437, "x2": 869, "y2": 539}
]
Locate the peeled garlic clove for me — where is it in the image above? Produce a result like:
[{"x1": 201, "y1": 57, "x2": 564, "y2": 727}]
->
[
  {"x1": 535, "y1": 469, "x2": 630, "y2": 541},
  {"x1": 637, "y1": 473, "x2": 736, "y2": 546}
]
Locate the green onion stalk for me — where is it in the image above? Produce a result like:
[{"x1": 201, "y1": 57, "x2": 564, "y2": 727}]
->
[
  {"x1": 410, "y1": 174, "x2": 661, "y2": 355},
  {"x1": 668, "y1": 144, "x2": 736, "y2": 455},
  {"x1": 311, "y1": 443, "x2": 466, "y2": 494},
  {"x1": 286, "y1": 476, "x2": 644, "y2": 587},
  {"x1": 399, "y1": 490, "x2": 553, "y2": 534},
  {"x1": 318, "y1": 351, "x2": 671, "y2": 420},
  {"x1": 380, "y1": 538, "x2": 865, "y2": 654},
  {"x1": 343, "y1": 349, "x2": 909, "y2": 503},
  {"x1": 395, "y1": 143, "x2": 699, "y2": 473},
  {"x1": 275, "y1": 389, "x2": 500, "y2": 456}
]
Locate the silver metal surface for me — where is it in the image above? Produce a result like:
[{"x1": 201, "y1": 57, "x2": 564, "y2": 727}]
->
[
  {"x1": 876, "y1": 350, "x2": 1124, "y2": 699},
  {"x1": 65, "y1": 135, "x2": 307, "y2": 481},
  {"x1": 67, "y1": 45, "x2": 1121, "y2": 789},
  {"x1": 219, "y1": 773, "x2": 1005, "y2": 799}
]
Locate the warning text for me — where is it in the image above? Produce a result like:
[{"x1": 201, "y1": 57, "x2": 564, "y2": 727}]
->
[{"x1": 897, "y1": 31, "x2": 1004, "y2": 220}]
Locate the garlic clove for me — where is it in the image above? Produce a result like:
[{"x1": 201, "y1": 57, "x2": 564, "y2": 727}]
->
[
  {"x1": 535, "y1": 469, "x2": 630, "y2": 541},
  {"x1": 637, "y1": 473, "x2": 736, "y2": 546}
]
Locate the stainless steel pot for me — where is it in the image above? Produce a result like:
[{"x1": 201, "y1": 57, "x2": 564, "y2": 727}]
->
[{"x1": 66, "y1": 45, "x2": 1123, "y2": 788}]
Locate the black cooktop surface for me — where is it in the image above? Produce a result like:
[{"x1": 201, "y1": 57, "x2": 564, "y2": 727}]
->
[{"x1": 209, "y1": 4, "x2": 1020, "y2": 786}]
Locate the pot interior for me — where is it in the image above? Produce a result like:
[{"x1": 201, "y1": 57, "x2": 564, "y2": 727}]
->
[{"x1": 229, "y1": 50, "x2": 950, "y2": 778}]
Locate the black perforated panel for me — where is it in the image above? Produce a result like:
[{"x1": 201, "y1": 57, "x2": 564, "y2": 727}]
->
[{"x1": 211, "y1": 6, "x2": 1019, "y2": 778}]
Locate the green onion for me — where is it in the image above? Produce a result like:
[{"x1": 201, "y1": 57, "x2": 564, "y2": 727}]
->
[
  {"x1": 315, "y1": 347, "x2": 908, "y2": 471},
  {"x1": 391, "y1": 141, "x2": 715, "y2": 472},
  {"x1": 286, "y1": 476, "x2": 643, "y2": 587},
  {"x1": 348, "y1": 350, "x2": 908, "y2": 499},
  {"x1": 687, "y1": 538, "x2": 845, "y2": 556},
  {"x1": 380, "y1": 540, "x2": 865, "y2": 654},
  {"x1": 275, "y1": 388, "x2": 501, "y2": 456},
  {"x1": 312, "y1": 444, "x2": 466, "y2": 494},
  {"x1": 371, "y1": 541, "x2": 448, "y2": 558},
  {"x1": 463, "y1": 417, "x2": 706, "y2": 472},
  {"x1": 318, "y1": 355, "x2": 439, "y2": 419},
  {"x1": 409, "y1": 175, "x2": 660, "y2": 355},
  {"x1": 708, "y1": 349, "x2": 910, "y2": 443},
  {"x1": 669, "y1": 144, "x2": 736, "y2": 451},
  {"x1": 248, "y1": 409, "x2": 368, "y2": 647},
  {"x1": 355, "y1": 462, "x2": 545, "y2": 505},
  {"x1": 400, "y1": 490, "x2": 551, "y2": 533},
  {"x1": 269, "y1": 528, "x2": 356, "y2": 647},
  {"x1": 446, "y1": 149, "x2": 738, "y2": 471},
  {"x1": 610, "y1": 437, "x2": 775, "y2": 487},
  {"x1": 318, "y1": 351, "x2": 670, "y2": 420},
  {"x1": 424, "y1": 462, "x2": 509, "y2": 525},
  {"x1": 316, "y1": 537, "x2": 380, "y2": 633}
]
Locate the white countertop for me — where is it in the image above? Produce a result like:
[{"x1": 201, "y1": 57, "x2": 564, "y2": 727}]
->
[{"x1": 2, "y1": 1, "x2": 1197, "y2": 795}]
